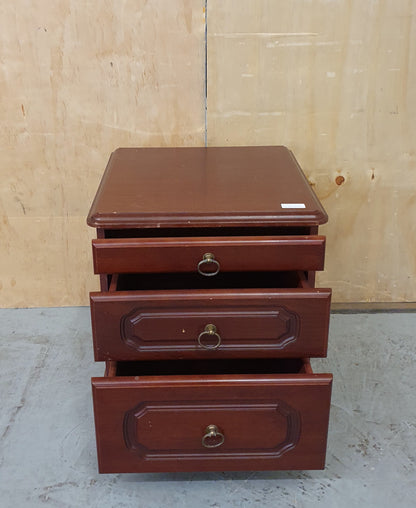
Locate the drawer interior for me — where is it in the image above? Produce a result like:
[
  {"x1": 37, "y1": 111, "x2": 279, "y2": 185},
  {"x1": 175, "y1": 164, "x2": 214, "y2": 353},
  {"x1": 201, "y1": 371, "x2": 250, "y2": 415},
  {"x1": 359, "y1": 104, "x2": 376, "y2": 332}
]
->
[
  {"x1": 110, "y1": 270, "x2": 310, "y2": 291},
  {"x1": 104, "y1": 226, "x2": 311, "y2": 238},
  {"x1": 106, "y1": 357, "x2": 312, "y2": 377}
]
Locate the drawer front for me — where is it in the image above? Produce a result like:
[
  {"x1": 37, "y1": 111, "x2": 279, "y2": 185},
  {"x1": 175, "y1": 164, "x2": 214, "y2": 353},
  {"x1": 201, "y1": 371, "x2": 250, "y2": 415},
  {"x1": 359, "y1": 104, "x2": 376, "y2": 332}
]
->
[
  {"x1": 92, "y1": 236, "x2": 325, "y2": 274},
  {"x1": 92, "y1": 365, "x2": 332, "y2": 473},
  {"x1": 90, "y1": 288, "x2": 331, "y2": 361}
]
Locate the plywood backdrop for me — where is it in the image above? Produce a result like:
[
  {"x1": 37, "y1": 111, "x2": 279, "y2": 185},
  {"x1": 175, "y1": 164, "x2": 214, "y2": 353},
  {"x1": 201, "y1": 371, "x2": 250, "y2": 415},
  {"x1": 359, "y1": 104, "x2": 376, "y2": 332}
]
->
[
  {"x1": 208, "y1": 0, "x2": 416, "y2": 303},
  {"x1": 0, "y1": 0, "x2": 205, "y2": 307},
  {"x1": 1, "y1": 0, "x2": 415, "y2": 307}
]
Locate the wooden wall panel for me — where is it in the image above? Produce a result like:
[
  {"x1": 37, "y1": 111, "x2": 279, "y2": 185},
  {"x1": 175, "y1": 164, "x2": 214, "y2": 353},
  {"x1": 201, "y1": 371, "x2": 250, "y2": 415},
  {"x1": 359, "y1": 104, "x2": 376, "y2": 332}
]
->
[
  {"x1": 207, "y1": 0, "x2": 416, "y2": 302},
  {"x1": 0, "y1": 0, "x2": 205, "y2": 307},
  {"x1": 1, "y1": 0, "x2": 414, "y2": 306}
]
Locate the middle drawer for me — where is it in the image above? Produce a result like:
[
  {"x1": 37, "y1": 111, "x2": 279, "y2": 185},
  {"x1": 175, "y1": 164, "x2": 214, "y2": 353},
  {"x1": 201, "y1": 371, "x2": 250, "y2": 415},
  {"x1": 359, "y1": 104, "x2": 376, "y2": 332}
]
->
[{"x1": 90, "y1": 271, "x2": 331, "y2": 361}]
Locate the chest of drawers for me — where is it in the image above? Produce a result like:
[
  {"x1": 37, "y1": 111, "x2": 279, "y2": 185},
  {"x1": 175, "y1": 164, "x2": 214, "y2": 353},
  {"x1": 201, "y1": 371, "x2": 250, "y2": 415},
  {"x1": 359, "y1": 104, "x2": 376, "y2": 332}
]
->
[{"x1": 87, "y1": 146, "x2": 332, "y2": 473}]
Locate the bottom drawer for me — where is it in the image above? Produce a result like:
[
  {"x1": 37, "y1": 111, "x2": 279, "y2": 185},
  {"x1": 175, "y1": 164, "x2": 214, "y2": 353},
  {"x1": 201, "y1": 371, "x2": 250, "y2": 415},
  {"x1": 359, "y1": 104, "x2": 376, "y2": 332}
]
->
[{"x1": 92, "y1": 358, "x2": 332, "y2": 473}]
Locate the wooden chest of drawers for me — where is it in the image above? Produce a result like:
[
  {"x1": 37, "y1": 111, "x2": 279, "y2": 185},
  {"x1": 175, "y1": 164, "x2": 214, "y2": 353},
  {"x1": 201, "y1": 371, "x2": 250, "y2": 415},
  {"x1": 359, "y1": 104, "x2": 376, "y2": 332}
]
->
[{"x1": 87, "y1": 146, "x2": 332, "y2": 473}]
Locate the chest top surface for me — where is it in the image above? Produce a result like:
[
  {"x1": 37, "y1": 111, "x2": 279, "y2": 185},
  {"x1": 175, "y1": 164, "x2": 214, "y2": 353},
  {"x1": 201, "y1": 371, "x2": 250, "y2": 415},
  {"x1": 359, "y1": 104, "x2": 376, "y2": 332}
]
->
[{"x1": 87, "y1": 146, "x2": 327, "y2": 229}]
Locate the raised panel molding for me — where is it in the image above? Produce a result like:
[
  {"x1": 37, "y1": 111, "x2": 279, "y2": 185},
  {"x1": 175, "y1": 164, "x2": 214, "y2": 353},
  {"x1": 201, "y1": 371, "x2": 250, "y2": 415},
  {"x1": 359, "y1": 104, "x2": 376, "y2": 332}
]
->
[
  {"x1": 123, "y1": 399, "x2": 301, "y2": 460},
  {"x1": 120, "y1": 305, "x2": 301, "y2": 352}
]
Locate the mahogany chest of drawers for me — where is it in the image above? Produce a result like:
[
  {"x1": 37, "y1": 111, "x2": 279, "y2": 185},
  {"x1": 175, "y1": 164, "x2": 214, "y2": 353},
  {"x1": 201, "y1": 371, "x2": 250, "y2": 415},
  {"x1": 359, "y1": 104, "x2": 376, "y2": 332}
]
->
[{"x1": 87, "y1": 146, "x2": 332, "y2": 473}]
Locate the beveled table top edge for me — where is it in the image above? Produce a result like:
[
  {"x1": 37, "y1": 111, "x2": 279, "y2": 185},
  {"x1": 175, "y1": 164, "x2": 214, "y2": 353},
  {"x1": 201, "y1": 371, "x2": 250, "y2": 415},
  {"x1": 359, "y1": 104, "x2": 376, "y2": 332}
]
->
[{"x1": 87, "y1": 209, "x2": 328, "y2": 229}]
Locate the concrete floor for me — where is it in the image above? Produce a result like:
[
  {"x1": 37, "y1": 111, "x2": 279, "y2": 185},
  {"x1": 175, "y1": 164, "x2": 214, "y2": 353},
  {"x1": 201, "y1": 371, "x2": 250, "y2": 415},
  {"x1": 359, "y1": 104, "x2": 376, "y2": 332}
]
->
[{"x1": 0, "y1": 308, "x2": 415, "y2": 508}]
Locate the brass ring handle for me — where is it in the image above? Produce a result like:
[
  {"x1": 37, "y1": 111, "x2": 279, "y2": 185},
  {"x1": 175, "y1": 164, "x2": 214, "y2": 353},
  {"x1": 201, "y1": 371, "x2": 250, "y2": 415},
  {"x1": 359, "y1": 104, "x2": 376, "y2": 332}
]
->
[
  {"x1": 202, "y1": 425, "x2": 225, "y2": 448},
  {"x1": 197, "y1": 253, "x2": 220, "y2": 276},
  {"x1": 197, "y1": 324, "x2": 221, "y2": 350}
]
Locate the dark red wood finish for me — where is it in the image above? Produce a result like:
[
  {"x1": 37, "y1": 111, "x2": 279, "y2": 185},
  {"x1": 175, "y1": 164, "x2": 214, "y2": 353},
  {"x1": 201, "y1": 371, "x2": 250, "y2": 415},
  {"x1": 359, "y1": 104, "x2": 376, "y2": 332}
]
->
[
  {"x1": 92, "y1": 236, "x2": 326, "y2": 274},
  {"x1": 90, "y1": 286, "x2": 331, "y2": 361},
  {"x1": 87, "y1": 146, "x2": 328, "y2": 229},
  {"x1": 92, "y1": 359, "x2": 332, "y2": 473},
  {"x1": 87, "y1": 146, "x2": 332, "y2": 474}
]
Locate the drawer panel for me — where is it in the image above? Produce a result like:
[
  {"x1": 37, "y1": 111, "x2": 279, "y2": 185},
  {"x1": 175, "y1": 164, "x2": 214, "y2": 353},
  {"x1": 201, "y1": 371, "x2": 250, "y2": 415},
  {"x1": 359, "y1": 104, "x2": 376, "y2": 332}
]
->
[
  {"x1": 92, "y1": 236, "x2": 326, "y2": 274},
  {"x1": 90, "y1": 272, "x2": 331, "y2": 361},
  {"x1": 92, "y1": 358, "x2": 332, "y2": 473}
]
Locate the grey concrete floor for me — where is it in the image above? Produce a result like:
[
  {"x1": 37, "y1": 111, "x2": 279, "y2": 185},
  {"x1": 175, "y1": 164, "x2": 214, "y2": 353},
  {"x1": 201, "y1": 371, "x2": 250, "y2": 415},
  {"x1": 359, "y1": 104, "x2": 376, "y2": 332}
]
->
[{"x1": 0, "y1": 308, "x2": 415, "y2": 508}]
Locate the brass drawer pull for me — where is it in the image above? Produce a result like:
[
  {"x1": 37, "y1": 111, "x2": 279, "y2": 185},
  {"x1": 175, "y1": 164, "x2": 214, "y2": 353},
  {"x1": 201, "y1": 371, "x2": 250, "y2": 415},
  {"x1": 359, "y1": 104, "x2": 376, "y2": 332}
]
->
[
  {"x1": 197, "y1": 324, "x2": 221, "y2": 350},
  {"x1": 197, "y1": 252, "x2": 220, "y2": 276},
  {"x1": 202, "y1": 424, "x2": 225, "y2": 448}
]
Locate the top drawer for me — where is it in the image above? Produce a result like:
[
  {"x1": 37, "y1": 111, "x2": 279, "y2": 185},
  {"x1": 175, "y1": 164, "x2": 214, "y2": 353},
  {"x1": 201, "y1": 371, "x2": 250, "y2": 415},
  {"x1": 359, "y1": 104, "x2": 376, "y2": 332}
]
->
[{"x1": 92, "y1": 236, "x2": 326, "y2": 275}]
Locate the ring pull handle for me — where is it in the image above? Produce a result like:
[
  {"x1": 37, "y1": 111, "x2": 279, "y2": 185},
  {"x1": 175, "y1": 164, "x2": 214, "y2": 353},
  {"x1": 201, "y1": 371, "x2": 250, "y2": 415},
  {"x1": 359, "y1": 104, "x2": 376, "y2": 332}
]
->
[
  {"x1": 197, "y1": 324, "x2": 221, "y2": 350},
  {"x1": 202, "y1": 424, "x2": 225, "y2": 448},
  {"x1": 197, "y1": 253, "x2": 220, "y2": 276}
]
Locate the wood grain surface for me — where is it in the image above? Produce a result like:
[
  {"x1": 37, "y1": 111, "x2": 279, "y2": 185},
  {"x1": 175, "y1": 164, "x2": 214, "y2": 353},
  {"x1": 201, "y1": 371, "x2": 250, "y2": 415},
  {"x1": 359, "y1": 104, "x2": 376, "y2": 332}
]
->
[
  {"x1": 207, "y1": 0, "x2": 416, "y2": 303},
  {"x1": 2, "y1": 1, "x2": 414, "y2": 305},
  {"x1": 0, "y1": 0, "x2": 205, "y2": 307}
]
